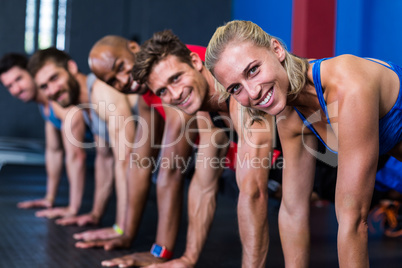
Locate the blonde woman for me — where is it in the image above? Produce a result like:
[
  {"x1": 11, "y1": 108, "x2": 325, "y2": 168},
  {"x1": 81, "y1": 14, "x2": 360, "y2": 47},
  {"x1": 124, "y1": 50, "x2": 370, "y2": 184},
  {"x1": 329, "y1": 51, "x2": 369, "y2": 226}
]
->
[{"x1": 205, "y1": 20, "x2": 402, "y2": 267}]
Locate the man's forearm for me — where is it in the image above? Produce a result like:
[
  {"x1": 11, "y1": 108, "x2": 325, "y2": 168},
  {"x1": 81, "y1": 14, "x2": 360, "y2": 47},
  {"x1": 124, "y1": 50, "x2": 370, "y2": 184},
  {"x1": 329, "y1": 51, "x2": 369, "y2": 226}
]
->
[
  {"x1": 64, "y1": 148, "x2": 86, "y2": 214},
  {"x1": 182, "y1": 176, "x2": 219, "y2": 264},
  {"x1": 114, "y1": 160, "x2": 129, "y2": 228},
  {"x1": 123, "y1": 164, "x2": 153, "y2": 238},
  {"x1": 45, "y1": 148, "x2": 64, "y2": 203},
  {"x1": 90, "y1": 151, "x2": 114, "y2": 220},
  {"x1": 154, "y1": 167, "x2": 185, "y2": 250}
]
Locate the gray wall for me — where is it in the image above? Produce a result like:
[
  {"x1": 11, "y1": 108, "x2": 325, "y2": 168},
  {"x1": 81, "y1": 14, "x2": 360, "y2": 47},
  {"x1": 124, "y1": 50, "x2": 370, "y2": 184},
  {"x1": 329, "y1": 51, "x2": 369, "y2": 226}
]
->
[{"x1": 0, "y1": 0, "x2": 231, "y2": 140}]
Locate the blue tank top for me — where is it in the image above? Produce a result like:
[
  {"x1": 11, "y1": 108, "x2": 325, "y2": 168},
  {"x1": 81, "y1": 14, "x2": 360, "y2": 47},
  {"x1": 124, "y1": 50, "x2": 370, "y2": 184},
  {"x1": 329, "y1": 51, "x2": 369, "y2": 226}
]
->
[
  {"x1": 39, "y1": 102, "x2": 94, "y2": 141},
  {"x1": 294, "y1": 57, "x2": 402, "y2": 156},
  {"x1": 38, "y1": 103, "x2": 62, "y2": 130}
]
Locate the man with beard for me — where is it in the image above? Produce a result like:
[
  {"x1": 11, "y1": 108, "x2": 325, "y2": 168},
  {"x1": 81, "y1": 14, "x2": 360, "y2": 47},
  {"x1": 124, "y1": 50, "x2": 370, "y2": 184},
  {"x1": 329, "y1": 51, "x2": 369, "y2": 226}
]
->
[
  {"x1": 27, "y1": 47, "x2": 136, "y2": 242},
  {"x1": 0, "y1": 52, "x2": 92, "y2": 220}
]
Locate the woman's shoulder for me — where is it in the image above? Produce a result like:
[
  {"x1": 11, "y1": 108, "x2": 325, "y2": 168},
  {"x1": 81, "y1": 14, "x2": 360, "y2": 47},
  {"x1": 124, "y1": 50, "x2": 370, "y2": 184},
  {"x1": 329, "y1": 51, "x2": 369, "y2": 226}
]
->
[
  {"x1": 320, "y1": 55, "x2": 371, "y2": 90},
  {"x1": 322, "y1": 54, "x2": 362, "y2": 72}
]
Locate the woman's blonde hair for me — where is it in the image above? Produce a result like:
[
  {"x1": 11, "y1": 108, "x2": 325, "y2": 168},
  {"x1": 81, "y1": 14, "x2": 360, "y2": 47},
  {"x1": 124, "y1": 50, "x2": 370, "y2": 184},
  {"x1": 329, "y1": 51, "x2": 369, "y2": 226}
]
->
[{"x1": 205, "y1": 20, "x2": 309, "y2": 120}]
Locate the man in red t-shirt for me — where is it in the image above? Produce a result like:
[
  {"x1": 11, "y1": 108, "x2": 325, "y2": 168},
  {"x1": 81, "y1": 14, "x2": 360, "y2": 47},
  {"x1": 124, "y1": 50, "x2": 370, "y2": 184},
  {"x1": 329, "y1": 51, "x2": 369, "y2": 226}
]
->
[{"x1": 70, "y1": 35, "x2": 223, "y2": 267}]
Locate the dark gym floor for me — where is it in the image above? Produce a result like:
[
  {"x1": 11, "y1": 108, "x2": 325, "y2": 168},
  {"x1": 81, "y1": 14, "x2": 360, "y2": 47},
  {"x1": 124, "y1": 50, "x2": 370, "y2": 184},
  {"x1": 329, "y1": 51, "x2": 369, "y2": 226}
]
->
[{"x1": 1, "y1": 154, "x2": 402, "y2": 267}]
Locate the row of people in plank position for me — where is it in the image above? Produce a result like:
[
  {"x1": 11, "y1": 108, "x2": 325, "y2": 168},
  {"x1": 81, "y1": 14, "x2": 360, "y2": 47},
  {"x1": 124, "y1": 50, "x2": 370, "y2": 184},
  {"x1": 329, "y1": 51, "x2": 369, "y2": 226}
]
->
[{"x1": 1, "y1": 20, "x2": 402, "y2": 267}]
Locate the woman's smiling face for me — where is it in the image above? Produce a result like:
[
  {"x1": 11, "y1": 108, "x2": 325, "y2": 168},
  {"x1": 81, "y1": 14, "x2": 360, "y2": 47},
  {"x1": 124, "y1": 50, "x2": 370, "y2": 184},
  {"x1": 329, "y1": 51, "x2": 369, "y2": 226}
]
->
[{"x1": 213, "y1": 40, "x2": 289, "y2": 116}]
